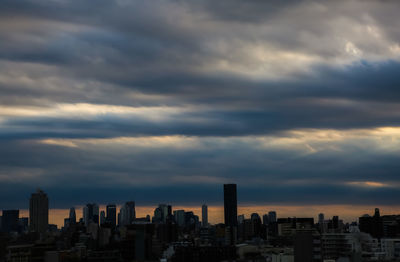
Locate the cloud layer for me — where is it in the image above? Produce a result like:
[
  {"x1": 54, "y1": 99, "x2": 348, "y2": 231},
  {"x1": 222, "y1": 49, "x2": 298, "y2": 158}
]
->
[{"x1": 1, "y1": 0, "x2": 400, "y2": 210}]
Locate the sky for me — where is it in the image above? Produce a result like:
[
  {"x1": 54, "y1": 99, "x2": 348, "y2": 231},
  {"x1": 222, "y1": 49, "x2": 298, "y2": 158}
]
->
[{"x1": 1, "y1": 0, "x2": 400, "y2": 218}]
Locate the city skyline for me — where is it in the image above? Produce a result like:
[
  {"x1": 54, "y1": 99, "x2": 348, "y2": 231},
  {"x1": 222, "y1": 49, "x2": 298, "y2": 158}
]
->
[
  {"x1": 3, "y1": 199, "x2": 400, "y2": 229},
  {"x1": 4, "y1": 187, "x2": 400, "y2": 261}
]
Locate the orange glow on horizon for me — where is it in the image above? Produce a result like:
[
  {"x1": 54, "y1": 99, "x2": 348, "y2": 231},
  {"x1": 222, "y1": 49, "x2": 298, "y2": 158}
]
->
[{"x1": 5, "y1": 204, "x2": 400, "y2": 228}]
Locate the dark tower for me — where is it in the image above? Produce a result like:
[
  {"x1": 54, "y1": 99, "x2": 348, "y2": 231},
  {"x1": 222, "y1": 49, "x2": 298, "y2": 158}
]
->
[
  {"x1": 29, "y1": 189, "x2": 49, "y2": 234},
  {"x1": 372, "y1": 208, "x2": 383, "y2": 239},
  {"x1": 224, "y1": 184, "x2": 237, "y2": 227},
  {"x1": 224, "y1": 184, "x2": 237, "y2": 245},
  {"x1": 69, "y1": 207, "x2": 76, "y2": 224},
  {"x1": 106, "y1": 204, "x2": 117, "y2": 227}
]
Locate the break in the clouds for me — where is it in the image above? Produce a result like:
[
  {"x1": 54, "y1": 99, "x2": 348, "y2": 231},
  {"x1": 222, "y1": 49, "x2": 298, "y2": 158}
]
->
[{"x1": 1, "y1": 0, "x2": 400, "y2": 209}]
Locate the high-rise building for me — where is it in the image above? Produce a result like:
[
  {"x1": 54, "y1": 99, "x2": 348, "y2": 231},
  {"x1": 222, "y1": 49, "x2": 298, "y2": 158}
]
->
[
  {"x1": 318, "y1": 213, "x2": 326, "y2": 233},
  {"x1": 152, "y1": 204, "x2": 172, "y2": 224},
  {"x1": 332, "y1": 216, "x2": 339, "y2": 230},
  {"x1": 100, "y1": 211, "x2": 106, "y2": 225},
  {"x1": 29, "y1": 189, "x2": 48, "y2": 233},
  {"x1": 224, "y1": 184, "x2": 237, "y2": 245},
  {"x1": 153, "y1": 207, "x2": 163, "y2": 223},
  {"x1": 174, "y1": 210, "x2": 185, "y2": 226},
  {"x1": 184, "y1": 211, "x2": 199, "y2": 227},
  {"x1": 2, "y1": 210, "x2": 19, "y2": 233},
  {"x1": 158, "y1": 204, "x2": 172, "y2": 223},
  {"x1": 268, "y1": 211, "x2": 277, "y2": 223},
  {"x1": 69, "y1": 207, "x2": 76, "y2": 224},
  {"x1": 318, "y1": 213, "x2": 324, "y2": 224},
  {"x1": 373, "y1": 208, "x2": 383, "y2": 239},
  {"x1": 125, "y1": 201, "x2": 136, "y2": 223},
  {"x1": 120, "y1": 201, "x2": 136, "y2": 226},
  {"x1": 83, "y1": 203, "x2": 99, "y2": 226},
  {"x1": 224, "y1": 184, "x2": 237, "y2": 227},
  {"x1": 202, "y1": 204, "x2": 208, "y2": 227},
  {"x1": 360, "y1": 208, "x2": 384, "y2": 239},
  {"x1": 159, "y1": 204, "x2": 168, "y2": 223},
  {"x1": 238, "y1": 214, "x2": 245, "y2": 224},
  {"x1": 262, "y1": 214, "x2": 269, "y2": 225},
  {"x1": 106, "y1": 204, "x2": 117, "y2": 227}
]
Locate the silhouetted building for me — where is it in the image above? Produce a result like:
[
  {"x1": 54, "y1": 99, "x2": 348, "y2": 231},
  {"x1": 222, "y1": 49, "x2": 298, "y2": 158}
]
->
[
  {"x1": 318, "y1": 213, "x2": 326, "y2": 233},
  {"x1": 100, "y1": 210, "x2": 106, "y2": 225},
  {"x1": 262, "y1": 214, "x2": 269, "y2": 225},
  {"x1": 238, "y1": 214, "x2": 245, "y2": 224},
  {"x1": 29, "y1": 189, "x2": 48, "y2": 233},
  {"x1": 153, "y1": 207, "x2": 162, "y2": 223},
  {"x1": 120, "y1": 201, "x2": 136, "y2": 226},
  {"x1": 372, "y1": 208, "x2": 383, "y2": 239},
  {"x1": 152, "y1": 204, "x2": 173, "y2": 224},
  {"x1": 1, "y1": 210, "x2": 19, "y2": 233},
  {"x1": 268, "y1": 211, "x2": 277, "y2": 223},
  {"x1": 69, "y1": 207, "x2": 76, "y2": 224},
  {"x1": 333, "y1": 216, "x2": 339, "y2": 229},
  {"x1": 64, "y1": 218, "x2": 70, "y2": 228},
  {"x1": 202, "y1": 204, "x2": 208, "y2": 227},
  {"x1": 184, "y1": 211, "x2": 199, "y2": 229},
  {"x1": 224, "y1": 184, "x2": 237, "y2": 245},
  {"x1": 224, "y1": 184, "x2": 237, "y2": 227},
  {"x1": 174, "y1": 210, "x2": 185, "y2": 227},
  {"x1": 83, "y1": 203, "x2": 99, "y2": 226},
  {"x1": 106, "y1": 204, "x2": 117, "y2": 227},
  {"x1": 359, "y1": 208, "x2": 384, "y2": 239}
]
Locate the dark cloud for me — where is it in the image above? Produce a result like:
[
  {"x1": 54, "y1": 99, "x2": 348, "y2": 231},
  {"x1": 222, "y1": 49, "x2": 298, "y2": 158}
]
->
[
  {"x1": 1, "y1": 136, "x2": 400, "y2": 208},
  {"x1": 1, "y1": 0, "x2": 400, "y2": 209},
  {"x1": 2, "y1": 61, "x2": 400, "y2": 140}
]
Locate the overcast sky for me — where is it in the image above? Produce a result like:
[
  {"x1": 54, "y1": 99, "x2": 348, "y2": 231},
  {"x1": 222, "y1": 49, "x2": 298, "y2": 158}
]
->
[{"x1": 1, "y1": 0, "x2": 400, "y2": 210}]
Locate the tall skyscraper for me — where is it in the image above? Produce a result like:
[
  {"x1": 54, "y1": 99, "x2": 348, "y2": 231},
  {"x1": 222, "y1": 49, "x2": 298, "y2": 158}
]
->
[
  {"x1": 125, "y1": 201, "x2": 136, "y2": 223},
  {"x1": 262, "y1": 214, "x2": 269, "y2": 225},
  {"x1": 224, "y1": 184, "x2": 237, "y2": 245},
  {"x1": 173, "y1": 210, "x2": 185, "y2": 226},
  {"x1": 83, "y1": 203, "x2": 99, "y2": 226},
  {"x1": 238, "y1": 214, "x2": 245, "y2": 224},
  {"x1": 100, "y1": 211, "x2": 106, "y2": 225},
  {"x1": 318, "y1": 213, "x2": 326, "y2": 233},
  {"x1": 268, "y1": 211, "x2": 277, "y2": 223},
  {"x1": 106, "y1": 204, "x2": 117, "y2": 227},
  {"x1": 224, "y1": 184, "x2": 237, "y2": 227},
  {"x1": 318, "y1": 213, "x2": 324, "y2": 224},
  {"x1": 332, "y1": 215, "x2": 339, "y2": 230},
  {"x1": 69, "y1": 207, "x2": 76, "y2": 224},
  {"x1": 158, "y1": 204, "x2": 172, "y2": 223},
  {"x1": 120, "y1": 201, "x2": 136, "y2": 226},
  {"x1": 372, "y1": 208, "x2": 383, "y2": 239},
  {"x1": 202, "y1": 204, "x2": 208, "y2": 227},
  {"x1": 29, "y1": 189, "x2": 49, "y2": 233}
]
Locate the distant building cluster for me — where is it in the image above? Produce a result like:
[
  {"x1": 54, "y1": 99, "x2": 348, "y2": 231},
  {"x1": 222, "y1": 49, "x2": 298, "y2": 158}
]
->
[{"x1": 1, "y1": 186, "x2": 400, "y2": 262}]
